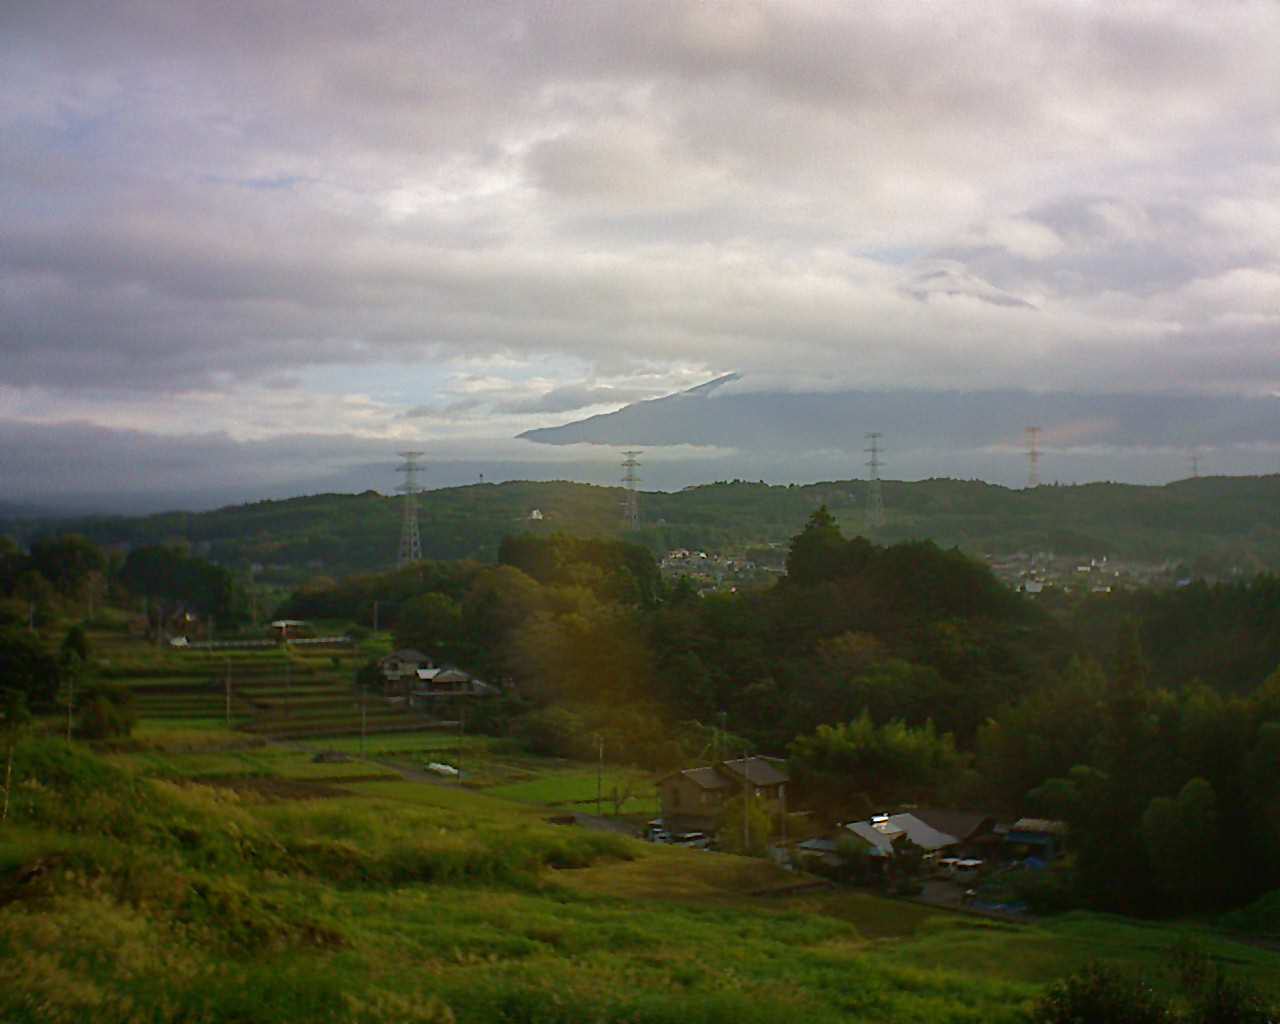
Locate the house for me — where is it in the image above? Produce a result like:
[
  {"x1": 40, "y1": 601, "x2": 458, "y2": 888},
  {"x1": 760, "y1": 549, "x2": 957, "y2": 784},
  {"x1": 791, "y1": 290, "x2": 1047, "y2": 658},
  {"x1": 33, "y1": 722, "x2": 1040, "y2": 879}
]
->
[
  {"x1": 909, "y1": 809, "x2": 1001, "y2": 859},
  {"x1": 410, "y1": 666, "x2": 498, "y2": 703},
  {"x1": 843, "y1": 813, "x2": 961, "y2": 860},
  {"x1": 379, "y1": 649, "x2": 432, "y2": 681},
  {"x1": 1003, "y1": 817, "x2": 1067, "y2": 861},
  {"x1": 378, "y1": 649, "x2": 433, "y2": 696},
  {"x1": 656, "y1": 756, "x2": 789, "y2": 834},
  {"x1": 269, "y1": 619, "x2": 308, "y2": 640}
]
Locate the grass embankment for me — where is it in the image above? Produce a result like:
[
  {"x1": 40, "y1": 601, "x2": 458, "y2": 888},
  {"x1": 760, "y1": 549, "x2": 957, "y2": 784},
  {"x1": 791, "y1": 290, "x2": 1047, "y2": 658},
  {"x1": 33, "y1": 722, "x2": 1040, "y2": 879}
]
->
[{"x1": 2, "y1": 735, "x2": 1277, "y2": 1024}]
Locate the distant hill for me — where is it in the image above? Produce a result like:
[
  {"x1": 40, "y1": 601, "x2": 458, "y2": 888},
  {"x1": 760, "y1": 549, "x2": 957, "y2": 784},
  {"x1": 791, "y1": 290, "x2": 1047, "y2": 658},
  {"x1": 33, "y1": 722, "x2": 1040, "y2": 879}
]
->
[{"x1": 4, "y1": 475, "x2": 1280, "y2": 582}]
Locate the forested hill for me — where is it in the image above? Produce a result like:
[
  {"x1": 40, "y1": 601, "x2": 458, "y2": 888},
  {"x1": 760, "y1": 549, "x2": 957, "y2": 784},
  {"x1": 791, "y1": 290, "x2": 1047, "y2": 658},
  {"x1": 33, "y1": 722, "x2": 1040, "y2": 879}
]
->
[{"x1": 5, "y1": 474, "x2": 1280, "y2": 578}]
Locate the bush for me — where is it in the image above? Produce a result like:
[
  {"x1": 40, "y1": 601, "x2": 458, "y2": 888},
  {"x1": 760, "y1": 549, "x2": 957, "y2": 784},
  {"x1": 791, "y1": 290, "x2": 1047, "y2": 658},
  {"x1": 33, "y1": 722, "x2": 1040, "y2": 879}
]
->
[
  {"x1": 1190, "y1": 972, "x2": 1275, "y2": 1024},
  {"x1": 76, "y1": 686, "x2": 138, "y2": 739},
  {"x1": 1219, "y1": 889, "x2": 1280, "y2": 941},
  {"x1": 516, "y1": 706, "x2": 589, "y2": 758},
  {"x1": 1031, "y1": 962, "x2": 1173, "y2": 1024},
  {"x1": 1007, "y1": 865, "x2": 1080, "y2": 914}
]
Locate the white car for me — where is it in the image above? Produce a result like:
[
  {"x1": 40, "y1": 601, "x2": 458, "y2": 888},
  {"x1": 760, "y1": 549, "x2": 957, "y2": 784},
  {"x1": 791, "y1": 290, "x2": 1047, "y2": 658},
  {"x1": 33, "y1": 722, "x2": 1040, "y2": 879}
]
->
[{"x1": 425, "y1": 762, "x2": 459, "y2": 777}]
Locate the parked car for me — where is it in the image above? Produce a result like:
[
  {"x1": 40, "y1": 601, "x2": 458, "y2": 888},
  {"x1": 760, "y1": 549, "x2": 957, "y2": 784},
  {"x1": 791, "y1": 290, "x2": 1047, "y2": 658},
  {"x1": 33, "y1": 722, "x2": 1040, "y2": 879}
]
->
[
  {"x1": 425, "y1": 762, "x2": 459, "y2": 777},
  {"x1": 644, "y1": 820, "x2": 671, "y2": 843},
  {"x1": 670, "y1": 831, "x2": 710, "y2": 849}
]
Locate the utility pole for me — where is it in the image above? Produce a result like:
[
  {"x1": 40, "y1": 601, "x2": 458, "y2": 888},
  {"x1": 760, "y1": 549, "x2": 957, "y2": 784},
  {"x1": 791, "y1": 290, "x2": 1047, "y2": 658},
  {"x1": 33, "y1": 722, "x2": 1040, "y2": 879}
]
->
[
  {"x1": 456, "y1": 706, "x2": 466, "y2": 785},
  {"x1": 372, "y1": 600, "x2": 379, "y2": 633},
  {"x1": 285, "y1": 655, "x2": 292, "y2": 719},
  {"x1": 64, "y1": 673, "x2": 74, "y2": 744},
  {"x1": 360, "y1": 685, "x2": 368, "y2": 758},
  {"x1": 224, "y1": 657, "x2": 231, "y2": 727},
  {"x1": 1026, "y1": 426, "x2": 1042, "y2": 488},
  {"x1": 595, "y1": 732, "x2": 604, "y2": 816},
  {"x1": 741, "y1": 746, "x2": 750, "y2": 855}
]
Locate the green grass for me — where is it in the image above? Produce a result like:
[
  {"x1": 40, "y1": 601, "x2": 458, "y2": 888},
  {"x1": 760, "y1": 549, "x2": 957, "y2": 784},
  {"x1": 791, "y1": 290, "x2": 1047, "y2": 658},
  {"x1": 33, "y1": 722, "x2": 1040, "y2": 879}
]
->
[
  {"x1": 295, "y1": 731, "x2": 497, "y2": 755},
  {"x1": 1, "y1": 736, "x2": 1276, "y2": 1024},
  {"x1": 11, "y1": 626, "x2": 1271, "y2": 1022},
  {"x1": 488, "y1": 769, "x2": 658, "y2": 814}
]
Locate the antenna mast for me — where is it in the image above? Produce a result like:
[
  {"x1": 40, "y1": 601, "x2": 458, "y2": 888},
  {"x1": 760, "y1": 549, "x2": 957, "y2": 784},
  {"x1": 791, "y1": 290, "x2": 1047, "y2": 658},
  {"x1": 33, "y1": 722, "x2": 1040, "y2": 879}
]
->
[
  {"x1": 396, "y1": 450, "x2": 424, "y2": 566},
  {"x1": 1025, "y1": 426, "x2": 1042, "y2": 488},
  {"x1": 620, "y1": 450, "x2": 641, "y2": 530},
  {"x1": 1188, "y1": 449, "x2": 1201, "y2": 479},
  {"x1": 864, "y1": 432, "x2": 884, "y2": 531}
]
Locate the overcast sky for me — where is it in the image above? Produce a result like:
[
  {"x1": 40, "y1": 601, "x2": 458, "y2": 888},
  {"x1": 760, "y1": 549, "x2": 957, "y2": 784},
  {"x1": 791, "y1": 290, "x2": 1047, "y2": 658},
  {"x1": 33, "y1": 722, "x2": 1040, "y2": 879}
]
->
[{"x1": 2, "y1": 1, "x2": 1278, "y2": 508}]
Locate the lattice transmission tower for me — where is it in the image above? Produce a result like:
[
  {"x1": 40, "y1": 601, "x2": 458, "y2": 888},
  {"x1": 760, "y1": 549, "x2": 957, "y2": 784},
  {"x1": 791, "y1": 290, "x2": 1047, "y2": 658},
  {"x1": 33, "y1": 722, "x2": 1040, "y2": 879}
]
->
[
  {"x1": 620, "y1": 450, "x2": 641, "y2": 530},
  {"x1": 864, "y1": 432, "x2": 884, "y2": 531},
  {"x1": 1025, "y1": 426, "x2": 1042, "y2": 488},
  {"x1": 396, "y1": 450, "x2": 424, "y2": 566}
]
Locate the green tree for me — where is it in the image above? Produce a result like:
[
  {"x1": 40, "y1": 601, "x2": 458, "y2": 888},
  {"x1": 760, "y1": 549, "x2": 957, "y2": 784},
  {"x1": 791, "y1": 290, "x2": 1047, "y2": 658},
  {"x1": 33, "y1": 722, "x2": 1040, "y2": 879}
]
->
[
  {"x1": 0, "y1": 627, "x2": 60, "y2": 705},
  {"x1": 1, "y1": 690, "x2": 32, "y2": 825},
  {"x1": 714, "y1": 792, "x2": 773, "y2": 857},
  {"x1": 395, "y1": 592, "x2": 465, "y2": 663},
  {"x1": 60, "y1": 623, "x2": 90, "y2": 663},
  {"x1": 1141, "y1": 778, "x2": 1221, "y2": 911},
  {"x1": 784, "y1": 506, "x2": 846, "y2": 585},
  {"x1": 28, "y1": 534, "x2": 105, "y2": 599},
  {"x1": 788, "y1": 711, "x2": 964, "y2": 811}
]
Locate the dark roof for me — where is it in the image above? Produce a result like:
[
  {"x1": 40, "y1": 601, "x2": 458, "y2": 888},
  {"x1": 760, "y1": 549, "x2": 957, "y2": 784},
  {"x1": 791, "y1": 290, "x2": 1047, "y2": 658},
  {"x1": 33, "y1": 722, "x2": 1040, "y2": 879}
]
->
[
  {"x1": 910, "y1": 809, "x2": 996, "y2": 842},
  {"x1": 380, "y1": 648, "x2": 430, "y2": 665},
  {"x1": 680, "y1": 766, "x2": 734, "y2": 790},
  {"x1": 719, "y1": 756, "x2": 789, "y2": 787},
  {"x1": 433, "y1": 668, "x2": 472, "y2": 682},
  {"x1": 659, "y1": 756, "x2": 789, "y2": 789}
]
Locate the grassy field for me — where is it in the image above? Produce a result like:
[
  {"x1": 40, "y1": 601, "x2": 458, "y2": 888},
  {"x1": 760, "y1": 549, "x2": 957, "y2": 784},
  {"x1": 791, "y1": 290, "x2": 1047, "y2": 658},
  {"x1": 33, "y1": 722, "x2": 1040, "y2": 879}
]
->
[
  {"x1": 2, "y1": 733, "x2": 1276, "y2": 1024},
  {"x1": 488, "y1": 769, "x2": 659, "y2": 815},
  {"x1": 3, "y1": 618, "x2": 1271, "y2": 1021}
]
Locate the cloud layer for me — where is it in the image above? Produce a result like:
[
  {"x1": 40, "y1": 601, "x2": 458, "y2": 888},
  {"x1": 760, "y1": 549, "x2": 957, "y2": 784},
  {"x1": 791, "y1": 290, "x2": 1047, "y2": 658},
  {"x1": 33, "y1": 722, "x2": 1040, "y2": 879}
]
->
[{"x1": 2, "y1": 0, "x2": 1278, "y2": 503}]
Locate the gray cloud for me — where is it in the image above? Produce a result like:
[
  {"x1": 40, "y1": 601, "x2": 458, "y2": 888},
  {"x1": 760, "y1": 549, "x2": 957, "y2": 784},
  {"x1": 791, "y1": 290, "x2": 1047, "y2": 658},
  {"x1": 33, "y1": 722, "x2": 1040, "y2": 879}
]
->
[{"x1": 2, "y1": 0, "x2": 1279, "y2": 503}]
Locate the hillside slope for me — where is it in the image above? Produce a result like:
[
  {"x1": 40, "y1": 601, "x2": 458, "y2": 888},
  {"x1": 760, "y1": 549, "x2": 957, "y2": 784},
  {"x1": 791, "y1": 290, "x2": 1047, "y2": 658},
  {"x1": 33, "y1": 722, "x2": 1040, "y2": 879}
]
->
[{"x1": 5, "y1": 475, "x2": 1280, "y2": 579}]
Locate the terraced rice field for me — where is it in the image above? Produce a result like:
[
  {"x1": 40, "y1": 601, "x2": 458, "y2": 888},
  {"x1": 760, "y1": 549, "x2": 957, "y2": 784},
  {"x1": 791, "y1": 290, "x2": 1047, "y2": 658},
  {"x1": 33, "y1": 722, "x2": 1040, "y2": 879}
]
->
[{"x1": 93, "y1": 624, "x2": 448, "y2": 741}]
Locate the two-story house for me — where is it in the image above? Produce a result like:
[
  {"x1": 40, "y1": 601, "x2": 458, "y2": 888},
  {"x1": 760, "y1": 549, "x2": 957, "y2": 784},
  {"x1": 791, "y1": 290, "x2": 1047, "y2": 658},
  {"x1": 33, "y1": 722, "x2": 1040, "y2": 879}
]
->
[{"x1": 656, "y1": 756, "x2": 788, "y2": 835}]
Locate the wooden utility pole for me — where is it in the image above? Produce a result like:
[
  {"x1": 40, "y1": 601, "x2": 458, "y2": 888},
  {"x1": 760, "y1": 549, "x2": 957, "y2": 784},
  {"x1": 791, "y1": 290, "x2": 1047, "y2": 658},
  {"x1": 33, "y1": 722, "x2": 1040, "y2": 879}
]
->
[
  {"x1": 360, "y1": 686, "x2": 367, "y2": 757},
  {"x1": 224, "y1": 657, "x2": 231, "y2": 727},
  {"x1": 595, "y1": 733, "x2": 605, "y2": 816}
]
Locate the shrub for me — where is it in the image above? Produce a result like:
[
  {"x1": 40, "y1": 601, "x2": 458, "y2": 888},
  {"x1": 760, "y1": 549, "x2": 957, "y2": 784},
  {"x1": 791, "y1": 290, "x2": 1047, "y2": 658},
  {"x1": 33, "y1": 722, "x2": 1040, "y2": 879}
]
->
[
  {"x1": 1007, "y1": 865, "x2": 1080, "y2": 914},
  {"x1": 1031, "y1": 962, "x2": 1173, "y2": 1024},
  {"x1": 1219, "y1": 889, "x2": 1280, "y2": 941},
  {"x1": 75, "y1": 686, "x2": 137, "y2": 739},
  {"x1": 1189, "y1": 971, "x2": 1275, "y2": 1024}
]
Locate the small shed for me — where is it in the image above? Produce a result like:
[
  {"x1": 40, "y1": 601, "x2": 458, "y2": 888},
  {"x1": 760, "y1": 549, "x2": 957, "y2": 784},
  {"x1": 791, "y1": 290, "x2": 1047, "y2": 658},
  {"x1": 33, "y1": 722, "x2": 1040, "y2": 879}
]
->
[{"x1": 1004, "y1": 817, "x2": 1067, "y2": 860}]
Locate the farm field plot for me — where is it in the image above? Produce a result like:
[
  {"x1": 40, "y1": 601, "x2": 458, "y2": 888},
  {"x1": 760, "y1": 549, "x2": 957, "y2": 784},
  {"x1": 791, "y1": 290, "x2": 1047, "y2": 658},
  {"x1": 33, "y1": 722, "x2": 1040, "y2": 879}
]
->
[
  {"x1": 487, "y1": 769, "x2": 658, "y2": 815},
  {"x1": 293, "y1": 730, "x2": 495, "y2": 757}
]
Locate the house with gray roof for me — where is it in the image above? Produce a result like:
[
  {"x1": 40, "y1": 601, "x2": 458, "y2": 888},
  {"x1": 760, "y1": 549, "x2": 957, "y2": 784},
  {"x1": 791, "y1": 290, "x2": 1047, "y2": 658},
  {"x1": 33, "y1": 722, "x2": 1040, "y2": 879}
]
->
[
  {"x1": 410, "y1": 666, "x2": 498, "y2": 702},
  {"x1": 656, "y1": 756, "x2": 789, "y2": 834}
]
